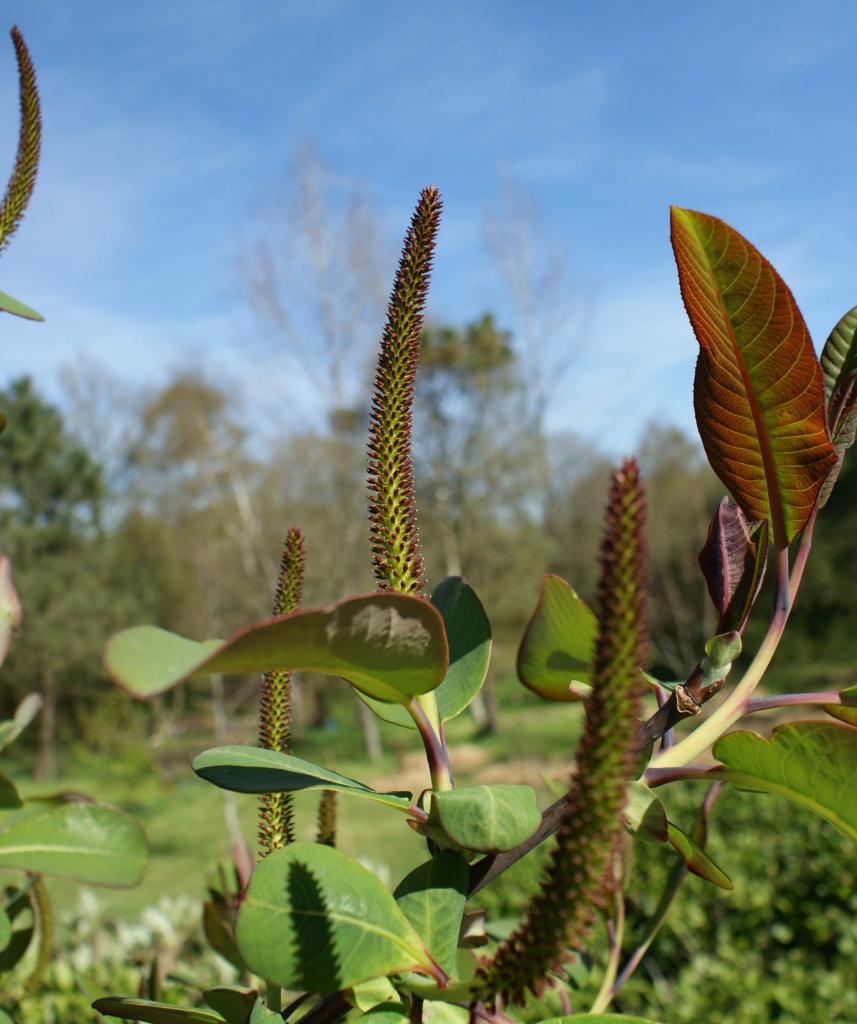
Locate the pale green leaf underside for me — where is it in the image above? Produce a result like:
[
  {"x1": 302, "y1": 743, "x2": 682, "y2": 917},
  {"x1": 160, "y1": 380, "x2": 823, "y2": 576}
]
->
[
  {"x1": 431, "y1": 785, "x2": 540, "y2": 853},
  {"x1": 363, "y1": 577, "x2": 492, "y2": 729},
  {"x1": 517, "y1": 574, "x2": 598, "y2": 702},
  {"x1": 193, "y1": 745, "x2": 412, "y2": 813},
  {"x1": 105, "y1": 592, "x2": 447, "y2": 704},
  {"x1": 715, "y1": 721, "x2": 857, "y2": 843},
  {"x1": 0, "y1": 804, "x2": 146, "y2": 886}
]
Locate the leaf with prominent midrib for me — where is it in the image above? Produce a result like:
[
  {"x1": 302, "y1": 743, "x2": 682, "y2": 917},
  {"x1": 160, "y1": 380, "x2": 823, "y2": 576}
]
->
[
  {"x1": 394, "y1": 851, "x2": 468, "y2": 975},
  {"x1": 715, "y1": 721, "x2": 857, "y2": 841},
  {"x1": 671, "y1": 207, "x2": 836, "y2": 548},
  {"x1": 821, "y1": 305, "x2": 857, "y2": 401},
  {"x1": 430, "y1": 785, "x2": 540, "y2": 853},
  {"x1": 0, "y1": 804, "x2": 146, "y2": 886},
  {"x1": 362, "y1": 577, "x2": 492, "y2": 729},
  {"x1": 236, "y1": 843, "x2": 441, "y2": 992},
  {"x1": 193, "y1": 746, "x2": 412, "y2": 813},
  {"x1": 698, "y1": 498, "x2": 768, "y2": 633},
  {"x1": 92, "y1": 999, "x2": 222, "y2": 1023},
  {"x1": 517, "y1": 575, "x2": 598, "y2": 701},
  {"x1": 105, "y1": 592, "x2": 447, "y2": 704},
  {"x1": 819, "y1": 305, "x2": 857, "y2": 504}
]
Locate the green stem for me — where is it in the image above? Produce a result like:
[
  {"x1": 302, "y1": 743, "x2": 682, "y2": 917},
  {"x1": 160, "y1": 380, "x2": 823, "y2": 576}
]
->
[
  {"x1": 589, "y1": 888, "x2": 625, "y2": 1014},
  {"x1": 651, "y1": 546, "x2": 791, "y2": 770},
  {"x1": 24, "y1": 876, "x2": 52, "y2": 996}
]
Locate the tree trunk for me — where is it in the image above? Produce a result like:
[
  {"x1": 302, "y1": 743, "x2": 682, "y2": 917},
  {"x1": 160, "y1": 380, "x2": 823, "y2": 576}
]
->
[
  {"x1": 355, "y1": 695, "x2": 383, "y2": 762},
  {"x1": 210, "y1": 673, "x2": 252, "y2": 873}
]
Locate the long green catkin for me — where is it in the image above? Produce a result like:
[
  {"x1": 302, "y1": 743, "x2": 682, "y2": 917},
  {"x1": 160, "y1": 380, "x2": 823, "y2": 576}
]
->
[
  {"x1": 367, "y1": 185, "x2": 442, "y2": 594},
  {"x1": 0, "y1": 28, "x2": 41, "y2": 254},
  {"x1": 475, "y1": 459, "x2": 648, "y2": 1005},
  {"x1": 258, "y1": 527, "x2": 305, "y2": 856}
]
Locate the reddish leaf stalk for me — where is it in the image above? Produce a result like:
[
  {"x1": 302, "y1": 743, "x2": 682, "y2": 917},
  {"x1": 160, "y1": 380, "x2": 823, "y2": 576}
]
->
[
  {"x1": 474, "y1": 459, "x2": 648, "y2": 1005},
  {"x1": 258, "y1": 528, "x2": 305, "y2": 856},
  {"x1": 0, "y1": 28, "x2": 40, "y2": 254},
  {"x1": 367, "y1": 186, "x2": 441, "y2": 595}
]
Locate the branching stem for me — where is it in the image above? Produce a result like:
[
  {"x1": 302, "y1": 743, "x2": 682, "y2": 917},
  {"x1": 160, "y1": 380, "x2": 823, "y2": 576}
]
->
[{"x1": 651, "y1": 545, "x2": 791, "y2": 769}]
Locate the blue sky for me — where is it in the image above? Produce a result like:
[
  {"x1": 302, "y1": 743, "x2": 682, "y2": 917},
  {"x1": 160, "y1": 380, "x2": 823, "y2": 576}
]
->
[{"x1": 2, "y1": 1, "x2": 857, "y2": 452}]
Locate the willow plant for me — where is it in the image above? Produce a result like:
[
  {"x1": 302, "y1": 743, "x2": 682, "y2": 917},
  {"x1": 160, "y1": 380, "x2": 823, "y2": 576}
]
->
[
  {"x1": 0, "y1": 29, "x2": 147, "y2": 1016},
  {"x1": 96, "y1": 174, "x2": 857, "y2": 1024}
]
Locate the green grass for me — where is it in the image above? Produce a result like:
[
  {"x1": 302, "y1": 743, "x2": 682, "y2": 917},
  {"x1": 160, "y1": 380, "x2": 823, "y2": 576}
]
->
[{"x1": 14, "y1": 676, "x2": 586, "y2": 926}]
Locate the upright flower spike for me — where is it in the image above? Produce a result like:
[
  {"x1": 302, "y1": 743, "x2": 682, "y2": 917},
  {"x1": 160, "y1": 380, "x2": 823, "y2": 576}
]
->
[
  {"x1": 316, "y1": 790, "x2": 338, "y2": 847},
  {"x1": 258, "y1": 527, "x2": 305, "y2": 856},
  {"x1": 475, "y1": 459, "x2": 648, "y2": 1006},
  {"x1": 0, "y1": 27, "x2": 41, "y2": 254},
  {"x1": 367, "y1": 186, "x2": 442, "y2": 593}
]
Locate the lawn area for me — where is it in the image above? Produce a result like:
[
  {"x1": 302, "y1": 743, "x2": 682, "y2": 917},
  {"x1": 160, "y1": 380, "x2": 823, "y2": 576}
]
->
[{"x1": 14, "y1": 677, "x2": 587, "y2": 927}]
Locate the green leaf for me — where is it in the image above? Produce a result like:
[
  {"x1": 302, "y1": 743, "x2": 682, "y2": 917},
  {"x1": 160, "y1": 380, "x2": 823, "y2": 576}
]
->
[
  {"x1": 394, "y1": 851, "x2": 468, "y2": 974},
  {"x1": 236, "y1": 842, "x2": 442, "y2": 992},
  {"x1": 105, "y1": 592, "x2": 447, "y2": 704},
  {"x1": 248, "y1": 1007, "x2": 282, "y2": 1024},
  {"x1": 671, "y1": 206, "x2": 836, "y2": 548},
  {"x1": 0, "y1": 556, "x2": 21, "y2": 669},
  {"x1": 698, "y1": 499, "x2": 768, "y2": 633},
  {"x1": 0, "y1": 1009, "x2": 13, "y2": 1024},
  {"x1": 517, "y1": 574, "x2": 597, "y2": 701},
  {"x1": 0, "y1": 289, "x2": 43, "y2": 321},
  {"x1": 362, "y1": 578, "x2": 492, "y2": 729},
  {"x1": 353, "y1": 1008, "x2": 408, "y2": 1024},
  {"x1": 423, "y1": 1004, "x2": 468, "y2": 1024},
  {"x1": 350, "y1": 977, "x2": 400, "y2": 1013},
  {"x1": 0, "y1": 907, "x2": 10, "y2": 952},
  {"x1": 430, "y1": 785, "x2": 540, "y2": 853},
  {"x1": 92, "y1": 999, "x2": 222, "y2": 1023},
  {"x1": 202, "y1": 986, "x2": 259, "y2": 1023},
  {"x1": 665, "y1": 821, "x2": 732, "y2": 890},
  {"x1": 0, "y1": 693, "x2": 42, "y2": 751},
  {"x1": 625, "y1": 784, "x2": 731, "y2": 888},
  {"x1": 0, "y1": 804, "x2": 146, "y2": 886},
  {"x1": 624, "y1": 781, "x2": 668, "y2": 843},
  {"x1": 715, "y1": 721, "x2": 857, "y2": 842},
  {"x1": 537, "y1": 1016, "x2": 666, "y2": 1023},
  {"x1": 202, "y1": 899, "x2": 245, "y2": 972},
  {"x1": 821, "y1": 304, "x2": 857, "y2": 397},
  {"x1": 193, "y1": 746, "x2": 412, "y2": 813},
  {"x1": 0, "y1": 773, "x2": 21, "y2": 810},
  {"x1": 818, "y1": 307, "x2": 857, "y2": 506}
]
